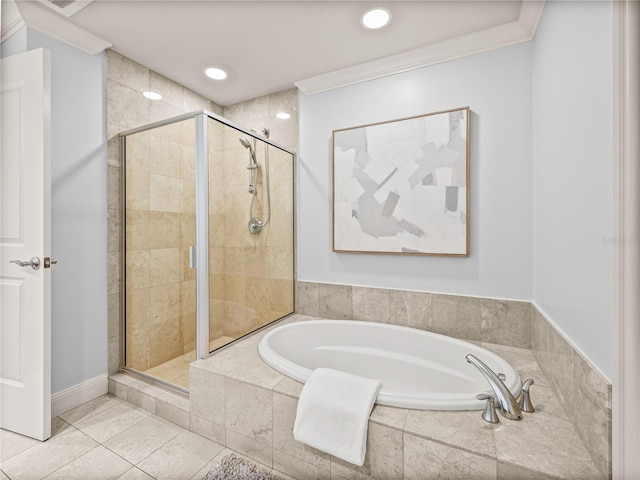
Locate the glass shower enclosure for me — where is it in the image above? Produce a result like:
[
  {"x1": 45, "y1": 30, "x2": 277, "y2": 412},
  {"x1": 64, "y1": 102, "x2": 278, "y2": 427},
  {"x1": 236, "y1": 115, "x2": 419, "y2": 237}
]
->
[{"x1": 119, "y1": 111, "x2": 295, "y2": 391}]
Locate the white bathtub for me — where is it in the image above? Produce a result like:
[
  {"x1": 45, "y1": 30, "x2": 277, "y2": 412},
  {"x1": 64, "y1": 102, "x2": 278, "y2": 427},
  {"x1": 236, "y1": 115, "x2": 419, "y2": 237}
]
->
[{"x1": 258, "y1": 320, "x2": 522, "y2": 410}]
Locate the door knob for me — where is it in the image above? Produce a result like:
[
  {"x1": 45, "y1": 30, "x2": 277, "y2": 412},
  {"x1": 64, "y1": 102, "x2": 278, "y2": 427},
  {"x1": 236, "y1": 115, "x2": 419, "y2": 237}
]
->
[{"x1": 9, "y1": 257, "x2": 41, "y2": 270}]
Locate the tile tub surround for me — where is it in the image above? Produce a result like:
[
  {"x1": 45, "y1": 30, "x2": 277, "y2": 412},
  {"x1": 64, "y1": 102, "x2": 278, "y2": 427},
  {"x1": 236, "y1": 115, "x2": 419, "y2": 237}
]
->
[
  {"x1": 531, "y1": 306, "x2": 612, "y2": 479},
  {"x1": 296, "y1": 281, "x2": 532, "y2": 348},
  {"x1": 190, "y1": 314, "x2": 604, "y2": 480}
]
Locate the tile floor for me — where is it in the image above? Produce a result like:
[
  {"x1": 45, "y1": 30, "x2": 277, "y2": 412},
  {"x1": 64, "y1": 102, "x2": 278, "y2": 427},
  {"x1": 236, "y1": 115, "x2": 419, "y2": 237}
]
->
[
  {"x1": 0, "y1": 394, "x2": 294, "y2": 480},
  {"x1": 140, "y1": 337, "x2": 236, "y2": 390}
]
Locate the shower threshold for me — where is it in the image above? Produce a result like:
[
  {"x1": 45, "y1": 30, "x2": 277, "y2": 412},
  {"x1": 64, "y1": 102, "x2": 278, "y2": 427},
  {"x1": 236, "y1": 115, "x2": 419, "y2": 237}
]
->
[{"x1": 142, "y1": 336, "x2": 235, "y2": 390}]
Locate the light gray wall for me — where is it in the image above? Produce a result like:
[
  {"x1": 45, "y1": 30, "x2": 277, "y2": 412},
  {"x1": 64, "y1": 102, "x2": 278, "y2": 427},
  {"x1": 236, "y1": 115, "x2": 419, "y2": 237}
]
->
[
  {"x1": 15, "y1": 29, "x2": 108, "y2": 393},
  {"x1": 532, "y1": 2, "x2": 613, "y2": 380},
  {"x1": 0, "y1": 27, "x2": 27, "y2": 57},
  {"x1": 298, "y1": 42, "x2": 534, "y2": 300}
]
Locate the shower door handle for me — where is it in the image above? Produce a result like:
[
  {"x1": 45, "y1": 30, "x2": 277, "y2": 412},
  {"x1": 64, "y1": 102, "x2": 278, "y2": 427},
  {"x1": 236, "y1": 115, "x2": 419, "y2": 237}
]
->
[{"x1": 189, "y1": 246, "x2": 196, "y2": 268}]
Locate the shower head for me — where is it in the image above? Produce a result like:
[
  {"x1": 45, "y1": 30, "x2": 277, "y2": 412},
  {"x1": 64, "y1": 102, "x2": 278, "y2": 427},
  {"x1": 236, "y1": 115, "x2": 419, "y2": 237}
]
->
[{"x1": 239, "y1": 137, "x2": 257, "y2": 166}]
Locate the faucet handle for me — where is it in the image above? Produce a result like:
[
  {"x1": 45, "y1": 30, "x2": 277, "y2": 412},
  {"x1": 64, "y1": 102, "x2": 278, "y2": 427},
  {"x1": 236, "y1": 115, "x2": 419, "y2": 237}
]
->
[
  {"x1": 519, "y1": 379, "x2": 535, "y2": 413},
  {"x1": 476, "y1": 393, "x2": 500, "y2": 424}
]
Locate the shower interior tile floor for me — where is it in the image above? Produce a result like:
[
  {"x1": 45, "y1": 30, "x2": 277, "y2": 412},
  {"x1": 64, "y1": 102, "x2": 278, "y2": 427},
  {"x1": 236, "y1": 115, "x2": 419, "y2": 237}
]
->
[
  {"x1": 142, "y1": 337, "x2": 235, "y2": 390},
  {"x1": 0, "y1": 394, "x2": 295, "y2": 480}
]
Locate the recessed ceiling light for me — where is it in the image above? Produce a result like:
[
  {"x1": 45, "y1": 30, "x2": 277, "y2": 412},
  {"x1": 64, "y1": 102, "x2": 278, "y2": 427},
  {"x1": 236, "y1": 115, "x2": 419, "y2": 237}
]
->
[
  {"x1": 361, "y1": 8, "x2": 391, "y2": 30},
  {"x1": 205, "y1": 67, "x2": 228, "y2": 80},
  {"x1": 143, "y1": 91, "x2": 162, "y2": 100},
  {"x1": 276, "y1": 112, "x2": 291, "y2": 120}
]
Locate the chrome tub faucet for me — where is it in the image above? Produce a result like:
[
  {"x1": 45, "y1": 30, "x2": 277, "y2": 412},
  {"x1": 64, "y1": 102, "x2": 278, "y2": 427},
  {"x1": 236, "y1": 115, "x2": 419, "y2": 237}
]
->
[{"x1": 466, "y1": 354, "x2": 523, "y2": 420}]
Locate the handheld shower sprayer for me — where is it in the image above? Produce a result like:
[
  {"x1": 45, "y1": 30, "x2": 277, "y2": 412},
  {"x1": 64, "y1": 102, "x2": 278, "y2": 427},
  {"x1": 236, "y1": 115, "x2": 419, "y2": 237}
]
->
[
  {"x1": 239, "y1": 137, "x2": 257, "y2": 167},
  {"x1": 238, "y1": 134, "x2": 271, "y2": 235},
  {"x1": 239, "y1": 137, "x2": 257, "y2": 194}
]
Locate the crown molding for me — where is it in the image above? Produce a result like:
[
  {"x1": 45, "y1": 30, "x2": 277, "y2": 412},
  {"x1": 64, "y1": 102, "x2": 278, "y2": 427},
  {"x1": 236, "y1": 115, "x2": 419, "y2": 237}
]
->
[
  {"x1": 295, "y1": 1, "x2": 546, "y2": 95},
  {"x1": 1, "y1": 0, "x2": 27, "y2": 44},
  {"x1": 14, "y1": 0, "x2": 111, "y2": 55}
]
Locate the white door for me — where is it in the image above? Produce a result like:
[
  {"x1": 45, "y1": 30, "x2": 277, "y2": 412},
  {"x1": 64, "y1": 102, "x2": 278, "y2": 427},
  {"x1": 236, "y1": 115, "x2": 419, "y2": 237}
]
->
[{"x1": 0, "y1": 48, "x2": 52, "y2": 441}]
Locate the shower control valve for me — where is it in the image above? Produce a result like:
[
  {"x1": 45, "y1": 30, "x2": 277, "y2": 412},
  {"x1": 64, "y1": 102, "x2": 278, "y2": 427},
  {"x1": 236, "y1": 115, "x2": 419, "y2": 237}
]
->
[{"x1": 248, "y1": 185, "x2": 256, "y2": 194}]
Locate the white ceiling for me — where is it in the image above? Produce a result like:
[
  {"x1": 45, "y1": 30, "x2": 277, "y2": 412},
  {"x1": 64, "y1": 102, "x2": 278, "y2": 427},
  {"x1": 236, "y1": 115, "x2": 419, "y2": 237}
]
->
[{"x1": 16, "y1": 1, "x2": 530, "y2": 106}]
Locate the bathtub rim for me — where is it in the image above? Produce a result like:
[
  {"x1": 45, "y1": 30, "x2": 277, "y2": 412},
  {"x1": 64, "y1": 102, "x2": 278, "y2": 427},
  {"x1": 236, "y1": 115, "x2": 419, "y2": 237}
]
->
[{"x1": 258, "y1": 319, "x2": 522, "y2": 410}]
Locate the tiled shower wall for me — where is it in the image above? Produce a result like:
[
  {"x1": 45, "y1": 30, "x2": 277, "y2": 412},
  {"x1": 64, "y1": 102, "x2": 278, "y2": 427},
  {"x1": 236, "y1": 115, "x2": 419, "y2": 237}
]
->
[
  {"x1": 107, "y1": 50, "x2": 224, "y2": 374},
  {"x1": 124, "y1": 119, "x2": 198, "y2": 370},
  {"x1": 107, "y1": 48, "x2": 299, "y2": 374},
  {"x1": 211, "y1": 133, "x2": 295, "y2": 339},
  {"x1": 218, "y1": 89, "x2": 298, "y2": 338}
]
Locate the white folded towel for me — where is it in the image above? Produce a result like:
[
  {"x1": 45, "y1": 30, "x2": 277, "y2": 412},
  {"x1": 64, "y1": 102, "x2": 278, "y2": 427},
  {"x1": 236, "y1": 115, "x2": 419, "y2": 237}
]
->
[{"x1": 293, "y1": 367, "x2": 382, "y2": 466}]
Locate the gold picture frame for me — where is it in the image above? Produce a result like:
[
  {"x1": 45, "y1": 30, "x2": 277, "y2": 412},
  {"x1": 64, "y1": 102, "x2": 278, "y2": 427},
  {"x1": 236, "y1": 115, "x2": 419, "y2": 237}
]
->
[{"x1": 332, "y1": 106, "x2": 470, "y2": 256}]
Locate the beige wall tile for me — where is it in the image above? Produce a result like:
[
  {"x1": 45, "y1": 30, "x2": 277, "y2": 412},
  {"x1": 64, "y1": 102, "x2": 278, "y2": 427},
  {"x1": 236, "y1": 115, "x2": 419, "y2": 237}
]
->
[
  {"x1": 225, "y1": 379, "x2": 272, "y2": 445},
  {"x1": 184, "y1": 89, "x2": 214, "y2": 112},
  {"x1": 497, "y1": 462, "x2": 559, "y2": 480},
  {"x1": 432, "y1": 293, "x2": 482, "y2": 341},
  {"x1": 404, "y1": 409, "x2": 496, "y2": 458},
  {"x1": 148, "y1": 212, "x2": 181, "y2": 249},
  {"x1": 125, "y1": 169, "x2": 150, "y2": 211},
  {"x1": 149, "y1": 101, "x2": 186, "y2": 126},
  {"x1": 245, "y1": 276, "x2": 270, "y2": 309},
  {"x1": 226, "y1": 430, "x2": 273, "y2": 469},
  {"x1": 317, "y1": 283, "x2": 352, "y2": 320},
  {"x1": 404, "y1": 432, "x2": 497, "y2": 480},
  {"x1": 108, "y1": 293, "x2": 120, "y2": 339},
  {"x1": 389, "y1": 289, "x2": 432, "y2": 330},
  {"x1": 126, "y1": 288, "x2": 150, "y2": 331},
  {"x1": 190, "y1": 414, "x2": 225, "y2": 445},
  {"x1": 330, "y1": 422, "x2": 403, "y2": 480},
  {"x1": 107, "y1": 80, "x2": 150, "y2": 130},
  {"x1": 270, "y1": 278, "x2": 294, "y2": 313},
  {"x1": 296, "y1": 281, "x2": 319, "y2": 316},
  {"x1": 125, "y1": 131, "x2": 150, "y2": 172},
  {"x1": 494, "y1": 413, "x2": 600, "y2": 480},
  {"x1": 149, "y1": 137, "x2": 184, "y2": 178},
  {"x1": 149, "y1": 71, "x2": 184, "y2": 110},
  {"x1": 107, "y1": 166, "x2": 121, "y2": 211},
  {"x1": 190, "y1": 367, "x2": 225, "y2": 425},
  {"x1": 107, "y1": 208, "x2": 120, "y2": 253},
  {"x1": 107, "y1": 50, "x2": 149, "y2": 93},
  {"x1": 480, "y1": 299, "x2": 531, "y2": 348},
  {"x1": 273, "y1": 450, "x2": 329, "y2": 480},
  {"x1": 126, "y1": 250, "x2": 150, "y2": 291},
  {"x1": 149, "y1": 174, "x2": 182, "y2": 213},
  {"x1": 224, "y1": 275, "x2": 245, "y2": 304},
  {"x1": 125, "y1": 210, "x2": 150, "y2": 251},
  {"x1": 149, "y1": 284, "x2": 181, "y2": 324},
  {"x1": 149, "y1": 248, "x2": 182, "y2": 286},
  {"x1": 353, "y1": 286, "x2": 390, "y2": 323}
]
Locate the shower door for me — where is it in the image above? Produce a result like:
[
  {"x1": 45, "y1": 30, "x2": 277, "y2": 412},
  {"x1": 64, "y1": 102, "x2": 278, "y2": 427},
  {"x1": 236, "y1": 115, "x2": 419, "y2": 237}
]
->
[
  {"x1": 121, "y1": 111, "x2": 295, "y2": 390},
  {"x1": 206, "y1": 117, "x2": 295, "y2": 352},
  {"x1": 122, "y1": 115, "x2": 198, "y2": 389}
]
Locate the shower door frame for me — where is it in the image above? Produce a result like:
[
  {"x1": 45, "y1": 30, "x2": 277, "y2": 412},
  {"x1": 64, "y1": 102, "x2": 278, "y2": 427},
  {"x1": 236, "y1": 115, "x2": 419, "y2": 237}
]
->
[{"x1": 119, "y1": 110, "x2": 297, "y2": 390}]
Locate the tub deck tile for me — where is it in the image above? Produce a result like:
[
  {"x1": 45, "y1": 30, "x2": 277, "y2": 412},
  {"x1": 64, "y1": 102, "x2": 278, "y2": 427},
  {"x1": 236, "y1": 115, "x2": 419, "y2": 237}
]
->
[
  {"x1": 403, "y1": 432, "x2": 497, "y2": 480},
  {"x1": 493, "y1": 413, "x2": 602, "y2": 480},
  {"x1": 187, "y1": 314, "x2": 605, "y2": 480},
  {"x1": 404, "y1": 409, "x2": 496, "y2": 459}
]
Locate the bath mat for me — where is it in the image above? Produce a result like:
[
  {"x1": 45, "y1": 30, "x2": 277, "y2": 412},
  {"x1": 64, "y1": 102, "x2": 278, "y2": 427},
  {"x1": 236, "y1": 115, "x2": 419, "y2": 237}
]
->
[{"x1": 202, "y1": 453, "x2": 286, "y2": 480}]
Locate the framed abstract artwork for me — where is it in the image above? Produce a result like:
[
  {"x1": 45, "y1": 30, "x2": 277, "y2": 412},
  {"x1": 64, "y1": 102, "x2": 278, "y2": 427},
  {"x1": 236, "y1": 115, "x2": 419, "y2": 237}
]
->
[{"x1": 332, "y1": 106, "x2": 470, "y2": 256}]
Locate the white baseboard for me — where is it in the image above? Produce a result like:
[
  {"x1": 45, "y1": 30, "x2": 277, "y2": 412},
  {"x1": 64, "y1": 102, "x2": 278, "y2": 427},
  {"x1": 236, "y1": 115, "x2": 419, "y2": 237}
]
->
[{"x1": 51, "y1": 374, "x2": 109, "y2": 417}]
